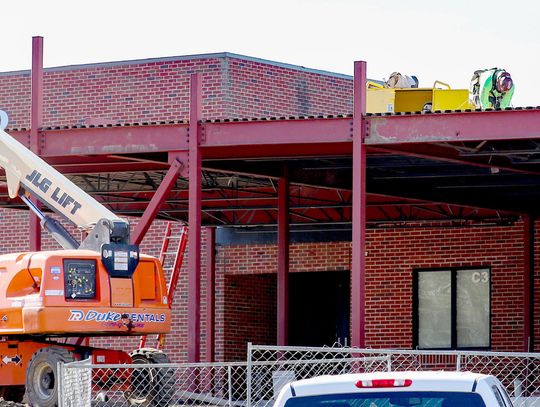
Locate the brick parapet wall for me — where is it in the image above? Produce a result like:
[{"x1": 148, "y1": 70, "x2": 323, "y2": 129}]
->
[
  {"x1": 0, "y1": 55, "x2": 353, "y2": 128},
  {"x1": 226, "y1": 59, "x2": 352, "y2": 118},
  {"x1": 0, "y1": 59, "x2": 224, "y2": 127}
]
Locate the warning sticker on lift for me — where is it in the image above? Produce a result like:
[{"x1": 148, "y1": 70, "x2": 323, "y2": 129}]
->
[
  {"x1": 50, "y1": 266, "x2": 61, "y2": 274},
  {"x1": 2, "y1": 355, "x2": 21, "y2": 365},
  {"x1": 114, "y1": 250, "x2": 128, "y2": 271},
  {"x1": 45, "y1": 289, "x2": 64, "y2": 296}
]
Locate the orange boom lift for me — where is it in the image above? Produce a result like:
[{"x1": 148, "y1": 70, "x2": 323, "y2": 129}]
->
[{"x1": 0, "y1": 111, "x2": 172, "y2": 406}]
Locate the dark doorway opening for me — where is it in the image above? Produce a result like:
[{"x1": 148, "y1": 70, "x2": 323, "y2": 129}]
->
[{"x1": 289, "y1": 270, "x2": 350, "y2": 347}]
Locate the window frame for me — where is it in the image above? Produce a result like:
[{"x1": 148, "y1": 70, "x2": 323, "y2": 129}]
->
[{"x1": 413, "y1": 266, "x2": 492, "y2": 350}]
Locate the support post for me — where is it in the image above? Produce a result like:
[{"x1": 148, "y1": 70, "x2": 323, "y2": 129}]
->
[
  {"x1": 277, "y1": 170, "x2": 289, "y2": 346},
  {"x1": 524, "y1": 215, "x2": 534, "y2": 351},
  {"x1": 131, "y1": 159, "x2": 183, "y2": 245},
  {"x1": 30, "y1": 36, "x2": 44, "y2": 251},
  {"x1": 205, "y1": 227, "x2": 216, "y2": 362},
  {"x1": 188, "y1": 74, "x2": 202, "y2": 363},
  {"x1": 351, "y1": 61, "x2": 367, "y2": 348}
]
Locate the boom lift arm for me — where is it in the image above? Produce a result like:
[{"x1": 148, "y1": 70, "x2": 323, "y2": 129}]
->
[{"x1": 0, "y1": 110, "x2": 131, "y2": 252}]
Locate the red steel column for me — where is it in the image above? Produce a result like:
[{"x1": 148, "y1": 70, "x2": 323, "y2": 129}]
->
[
  {"x1": 205, "y1": 227, "x2": 216, "y2": 362},
  {"x1": 524, "y1": 215, "x2": 534, "y2": 351},
  {"x1": 277, "y1": 171, "x2": 290, "y2": 345},
  {"x1": 351, "y1": 61, "x2": 367, "y2": 348},
  {"x1": 131, "y1": 159, "x2": 183, "y2": 245},
  {"x1": 30, "y1": 36, "x2": 44, "y2": 251},
  {"x1": 188, "y1": 74, "x2": 202, "y2": 363}
]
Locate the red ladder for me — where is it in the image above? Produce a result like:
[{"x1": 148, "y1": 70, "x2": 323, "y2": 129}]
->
[{"x1": 139, "y1": 222, "x2": 188, "y2": 349}]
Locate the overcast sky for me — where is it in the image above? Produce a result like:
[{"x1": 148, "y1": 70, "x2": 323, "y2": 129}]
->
[{"x1": 1, "y1": 0, "x2": 538, "y2": 106}]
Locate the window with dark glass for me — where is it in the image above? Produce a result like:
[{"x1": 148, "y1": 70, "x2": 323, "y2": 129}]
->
[
  {"x1": 283, "y1": 391, "x2": 488, "y2": 407},
  {"x1": 414, "y1": 268, "x2": 490, "y2": 349}
]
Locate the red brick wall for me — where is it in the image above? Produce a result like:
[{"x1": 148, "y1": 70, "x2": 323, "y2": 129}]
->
[
  {"x1": 0, "y1": 54, "x2": 352, "y2": 128},
  {"x1": 219, "y1": 274, "x2": 277, "y2": 361},
  {"x1": 365, "y1": 225, "x2": 524, "y2": 351},
  {"x1": 226, "y1": 59, "x2": 352, "y2": 118},
  {"x1": 216, "y1": 224, "x2": 526, "y2": 360},
  {"x1": 533, "y1": 223, "x2": 540, "y2": 352},
  {"x1": 0, "y1": 59, "x2": 224, "y2": 127}
]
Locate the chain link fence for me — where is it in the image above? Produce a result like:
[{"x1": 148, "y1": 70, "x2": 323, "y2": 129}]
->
[
  {"x1": 58, "y1": 345, "x2": 540, "y2": 406},
  {"x1": 57, "y1": 348, "x2": 385, "y2": 407},
  {"x1": 246, "y1": 344, "x2": 389, "y2": 407},
  {"x1": 59, "y1": 360, "x2": 249, "y2": 407},
  {"x1": 248, "y1": 345, "x2": 540, "y2": 407}
]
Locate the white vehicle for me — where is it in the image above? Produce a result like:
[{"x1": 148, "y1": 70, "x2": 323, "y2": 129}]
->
[{"x1": 273, "y1": 371, "x2": 514, "y2": 407}]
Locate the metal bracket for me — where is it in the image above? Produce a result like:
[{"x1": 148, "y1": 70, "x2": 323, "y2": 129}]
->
[
  {"x1": 39, "y1": 131, "x2": 46, "y2": 150},
  {"x1": 79, "y1": 218, "x2": 130, "y2": 252},
  {"x1": 201, "y1": 124, "x2": 206, "y2": 144},
  {"x1": 79, "y1": 219, "x2": 113, "y2": 251},
  {"x1": 364, "y1": 119, "x2": 370, "y2": 141}
]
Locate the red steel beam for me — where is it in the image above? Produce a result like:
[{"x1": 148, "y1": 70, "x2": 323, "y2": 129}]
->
[
  {"x1": 188, "y1": 74, "x2": 202, "y2": 363},
  {"x1": 34, "y1": 124, "x2": 189, "y2": 156},
  {"x1": 277, "y1": 172, "x2": 290, "y2": 346},
  {"x1": 9, "y1": 119, "x2": 350, "y2": 159},
  {"x1": 202, "y1": 117, "x2": 352, "y2": 147},
  {"x1": 131, "y1": 159, "x2": 183, "y2": 245},
  {"x1": 351, "y1": 61, "x2": 367, "y2": 348},
  {"x1": 29, "y1": 36, "x2": 44, "y2": 251},
  {"x1": 205, "y1": 227, "x2": 216, "y2": 362},
  {"x1": 367, "y1": 109, "x2": 540, "y2": 144},
  {"x1": 8, "y1": 109, "x2": 540, "y2": 159},
  {"x1": 30, "y1": 37, "x2": 43, "y2": 155}
]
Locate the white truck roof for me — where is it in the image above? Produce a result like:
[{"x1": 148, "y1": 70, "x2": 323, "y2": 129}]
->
[
  {"x1": 290, "y1": 371, "x2": 488, "y2": 396},
  {"x1": 274, "y1": 371, "x2": 513, "y2": 407}
]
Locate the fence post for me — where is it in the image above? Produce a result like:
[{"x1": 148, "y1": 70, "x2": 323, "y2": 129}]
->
[
  {"x1": 228, "y1": 365, "x2": 233, "y2": 407},
  {"x1": 57, "y1": 362, "x2": 64, "y2": 407},
  {"x1": 387, "y1": 354, "x2": 392, "y2": 372},
  {"x1": 247, "y1": 342, "x2": 253, "y2": 407},
  {"x1": 456, "y1": 354, "x2": 461, "y2": 372}
]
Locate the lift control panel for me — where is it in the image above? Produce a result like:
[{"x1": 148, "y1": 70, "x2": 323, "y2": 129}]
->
[{"x1": 64, "y1": 259, "x2": 97, "y2": 299}]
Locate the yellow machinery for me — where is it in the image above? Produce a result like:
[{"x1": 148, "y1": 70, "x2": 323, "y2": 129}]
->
[{"x1": 367, "y1": 81, "x2": 475, "y2": 113}]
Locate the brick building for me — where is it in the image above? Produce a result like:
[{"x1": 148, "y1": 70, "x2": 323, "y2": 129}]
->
[{"x1": 0, "y1": 53, "x2": 534, "y2": 362}]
